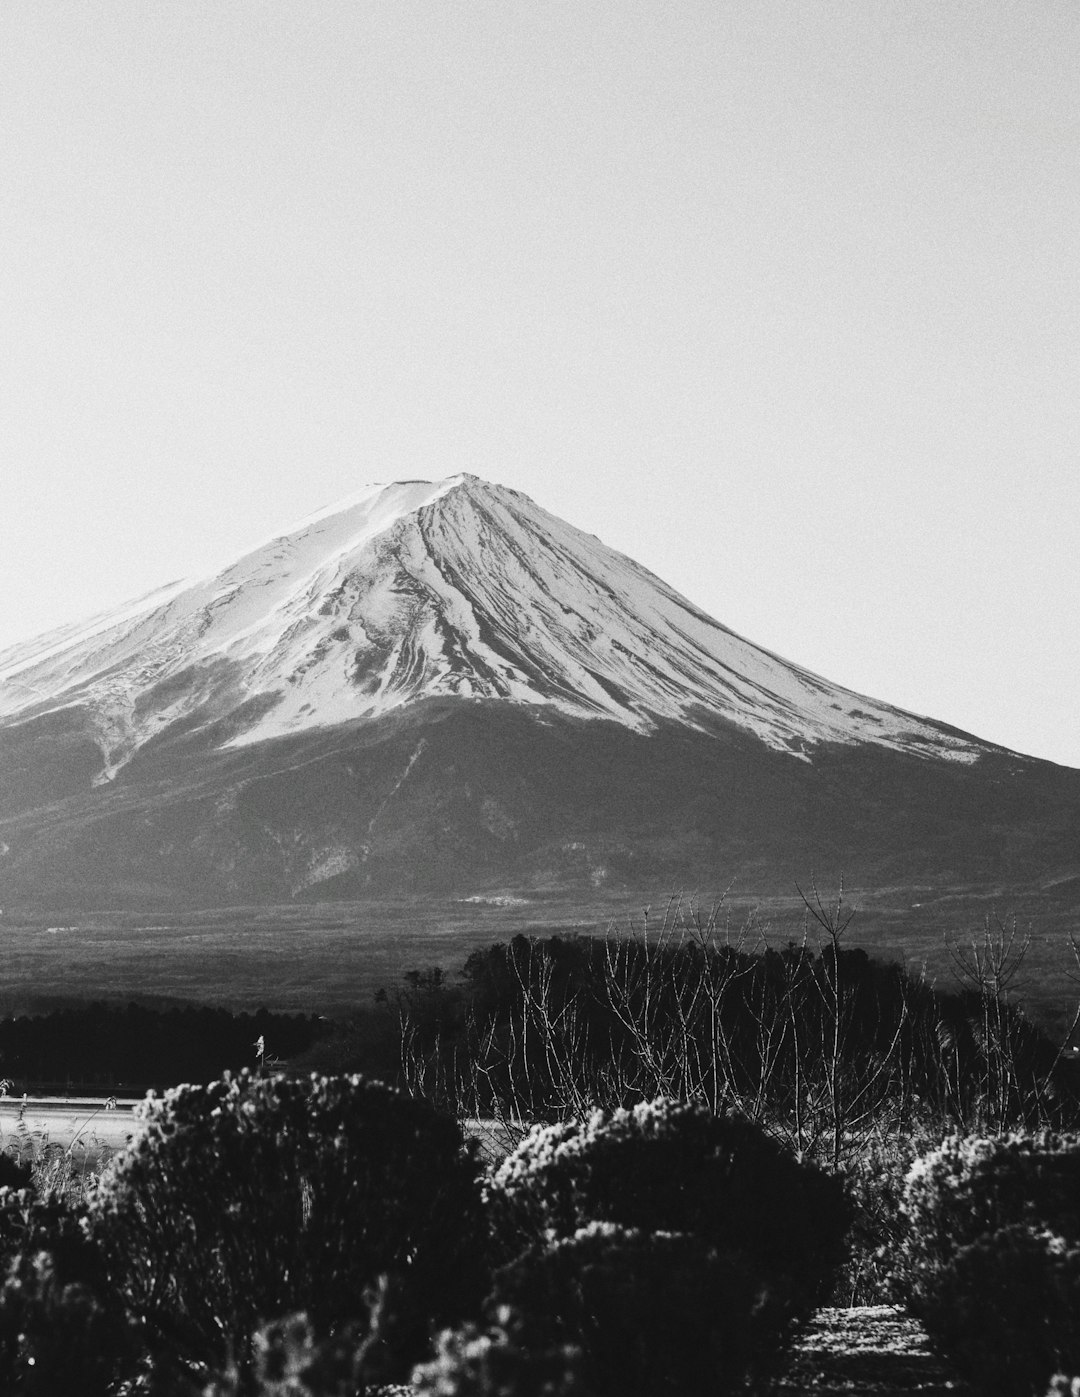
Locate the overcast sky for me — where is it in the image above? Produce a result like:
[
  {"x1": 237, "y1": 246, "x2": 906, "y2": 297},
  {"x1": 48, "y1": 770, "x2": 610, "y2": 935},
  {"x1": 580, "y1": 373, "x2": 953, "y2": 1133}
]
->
[{"x1": 1, "y1": 2, "x2": 1077, "y2": 766}]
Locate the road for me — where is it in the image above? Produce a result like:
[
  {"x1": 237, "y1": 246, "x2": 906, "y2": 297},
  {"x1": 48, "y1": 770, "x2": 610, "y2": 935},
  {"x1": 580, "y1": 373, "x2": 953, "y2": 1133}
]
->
[
  {"x1": 0, "y1": 1099, "x2": 522, "y2": 1160},
  {"x1": 0, "y1": 1097, "x2": 147, "y2": 1153}
]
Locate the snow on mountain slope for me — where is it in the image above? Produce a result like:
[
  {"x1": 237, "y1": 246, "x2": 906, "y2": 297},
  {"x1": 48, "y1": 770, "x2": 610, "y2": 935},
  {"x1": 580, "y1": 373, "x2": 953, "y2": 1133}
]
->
[{"x1": 0, "y1": 474, "x2": 991, "y2": 779}]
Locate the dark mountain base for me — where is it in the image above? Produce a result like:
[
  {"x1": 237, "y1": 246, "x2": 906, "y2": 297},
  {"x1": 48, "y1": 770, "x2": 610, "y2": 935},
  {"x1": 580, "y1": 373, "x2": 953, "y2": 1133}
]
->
[{"x1": 1, "y1": 700, "x2": 1077, "y2": 913}]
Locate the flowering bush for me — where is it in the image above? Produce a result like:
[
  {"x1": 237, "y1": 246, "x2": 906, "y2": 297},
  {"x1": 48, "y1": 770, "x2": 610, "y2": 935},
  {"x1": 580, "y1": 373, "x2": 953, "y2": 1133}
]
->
[
  {"x1": 205, "y1": 1294, "x2": 577, "y2": 1397},
  {"x1": 89, "y1": 1072, "x2": 487, "y2": 1384},
  {"x1": 897, "y1": 1132, "x2": 1080, "y2": 1395},
  {"x1": 492, "y1": 1220, "x2": 792, "y2": 1397},
  {"x1": 0, "y1": 1248, "x2": 137, "y2": 1397},
  {"x1": 412, "y1": 1305, "x2": 584, "y2": 1397},
  {"x1": 0, "y1": 1187, "x2": 94, "y2": 1278},
  {"x1": 901, "y1": 1131, "x2": 1080, "y2": 1255},
  {"x1": 486, "y1": 1097, "x2": 847, "y2": 1301},
  {"x1": 484, "y1": 1098, "x2": 847, "y2": 1394},
  {"x1": 205, "y1": 1303, "x2": 389, "y2": 1397},
  {"x1": 0, "y1": 1185, "x2": 138, "y2": 1393}
]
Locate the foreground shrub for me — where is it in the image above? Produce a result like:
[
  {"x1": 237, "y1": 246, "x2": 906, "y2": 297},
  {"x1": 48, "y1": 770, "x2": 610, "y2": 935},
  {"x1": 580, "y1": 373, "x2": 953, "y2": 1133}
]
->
[
  {"x1": 493, "y1": 1221, "x2": 787, "y2": 1397},
  {"x1": 897, "y1": 1131, "x2": 1080, "y2": 1395},
  {"x1": 901, "y1": 1131, "x2": 1080, "y2": 1252},
  {"x1": 484, "y1": 1098, "x2": 847, "y2": 1393},
  {"x1": 206, "y1": 1293, "x2": 581, "y2": 1397},
  {"x1": 833, "y1": 1126, "x2": 943, "y2": 1304},
  {"x1": 0, "y1": 1248, "x2": 136, "y2": 1397},
  {"x1": 487, "y1": 1097, "x2": 848, "y2": 1294},
  {"x1": 0, "y1": 1155, "x2": 33, "y2": 1192},
  {"x1": 0, "y1": 1181, "x2": 137, "y2": 1392},
  {"x1": 412, "y1": 1305, "x2": 584, "y2": 1397},
  {"x1": 0, "y1": 1187, "x2": 95, "y2": 1277},
  {"x1": 206, "y1": 1295, "x2": 388, "y2": 1397},
  {"x1": 89, "y1": 1072, "x2": 486, "y2": 1385}
]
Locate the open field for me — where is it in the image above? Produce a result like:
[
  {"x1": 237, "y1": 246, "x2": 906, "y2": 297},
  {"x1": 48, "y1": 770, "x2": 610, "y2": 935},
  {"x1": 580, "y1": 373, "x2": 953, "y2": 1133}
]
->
[{"x1": 1, "y1": 881, "x2": 1078, "y2": 1038}]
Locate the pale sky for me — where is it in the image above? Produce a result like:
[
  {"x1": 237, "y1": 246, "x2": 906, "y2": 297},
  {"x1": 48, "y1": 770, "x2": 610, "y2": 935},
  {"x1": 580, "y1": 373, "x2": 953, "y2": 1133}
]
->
[{"x1": 1, "y1": 2, "x2": 1078, "y2": 767}]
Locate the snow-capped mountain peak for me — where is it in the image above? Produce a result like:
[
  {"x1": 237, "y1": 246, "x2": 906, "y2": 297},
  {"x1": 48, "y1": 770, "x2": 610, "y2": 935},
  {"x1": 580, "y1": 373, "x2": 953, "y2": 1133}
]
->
[{"x1": 0, "y1": 474, "x2": 989, "y2": 780}]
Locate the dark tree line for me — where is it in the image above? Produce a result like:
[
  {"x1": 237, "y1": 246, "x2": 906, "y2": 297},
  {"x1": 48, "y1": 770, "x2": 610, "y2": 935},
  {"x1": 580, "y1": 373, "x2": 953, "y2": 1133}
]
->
[
  {"x1": 0, "y1": 1002, "x2": 325, "y2": 1090},
  {"x1": 399, "y1": 923, "x2": 1080, "y2": 1158}
]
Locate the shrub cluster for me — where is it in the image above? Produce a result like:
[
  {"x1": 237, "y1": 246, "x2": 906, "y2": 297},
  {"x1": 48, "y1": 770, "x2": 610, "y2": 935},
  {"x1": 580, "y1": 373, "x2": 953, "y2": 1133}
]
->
[
  {"x1": 0, "y1": 1076, "x2": 491, "y2": 1393},
  {"x1": 493, "y1": 1222, "x2": 770, "y2": 1397},
  {"x1": 205, "y1": 1301, "x2": 392, "y2": 1397},
  {"x1": 8, "y1": 923, "x2": 1077, "y2": 1396},
  {"x1": 479, "y1": 1097, "x2": 848, "y2": 1396},
  {"x1": 413, "y1": 1305, "x2": 585, "y2": 1397},
  {"x1": 0, "y1": 1188, "x2": 137, "y2": 1395},
  {"x1": 88, "y1": 1070, "x2": 487, "y2": 1386},
  {"x1": 0, "y1": 1078, "x2": 839, "y2": 1395},
  {"x1": 896, "y1": 1131, "x2": 1080, "y2": 1396},
  {"x1": 487, "y1": 1097, "x2": 847, "y2": 1275},
  {"x1": 16, "y1": 1071, "x2": 1080, "y2": 1397}
]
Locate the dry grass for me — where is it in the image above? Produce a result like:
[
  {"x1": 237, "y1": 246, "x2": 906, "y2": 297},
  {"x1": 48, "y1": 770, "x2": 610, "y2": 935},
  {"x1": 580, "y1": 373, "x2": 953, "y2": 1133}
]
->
[{"x1": 0, "y1": 1104, "x2": 122, "y2": 1200}]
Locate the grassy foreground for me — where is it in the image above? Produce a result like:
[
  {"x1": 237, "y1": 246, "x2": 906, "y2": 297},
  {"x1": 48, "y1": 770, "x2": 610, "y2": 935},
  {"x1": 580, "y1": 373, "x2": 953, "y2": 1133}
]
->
[{"x1": 0, "y1": 894, "x2": 1078, "y2": 1394}]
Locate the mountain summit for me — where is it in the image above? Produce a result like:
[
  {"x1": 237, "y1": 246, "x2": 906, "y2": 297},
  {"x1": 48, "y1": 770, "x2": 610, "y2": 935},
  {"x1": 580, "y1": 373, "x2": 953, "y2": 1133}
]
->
[
  {"x1": 0, "y1": 475, "x2": 1074, "y2": 911},
  {"x1": 0, "y1": 474, "x2": 988, "y2": 781}
]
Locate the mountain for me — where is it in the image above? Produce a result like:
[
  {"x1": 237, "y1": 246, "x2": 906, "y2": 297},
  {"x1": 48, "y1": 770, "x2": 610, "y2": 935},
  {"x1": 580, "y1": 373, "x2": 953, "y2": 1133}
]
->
[
  {"x1": 0, "y1": 474, "x2": 994, "y2": 768},
  {"x1": 0, "y1": 474, "x2": 1077, "y2": 911}
]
